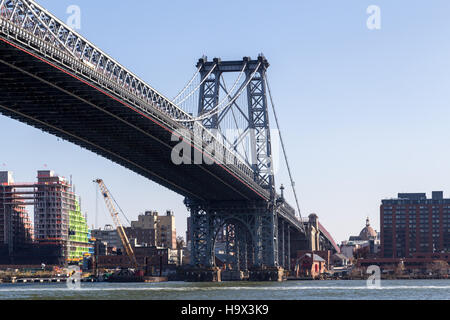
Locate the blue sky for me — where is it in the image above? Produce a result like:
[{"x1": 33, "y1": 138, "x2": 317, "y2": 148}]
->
[{"x1": 1, "y1": 0, "x2": 450, "y2": 243}]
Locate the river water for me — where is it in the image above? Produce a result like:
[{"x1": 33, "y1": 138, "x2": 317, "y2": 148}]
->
[{"x1": 0, "y1": 280, "x2": 448, "y2": 300}]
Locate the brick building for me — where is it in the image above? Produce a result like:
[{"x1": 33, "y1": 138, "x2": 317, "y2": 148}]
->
[
  {"x1": 131, "y1": 210, "x2": 176, "y2": 249},
  {"x1": 294, "y1": 253, "x2": 327, "y2": 278},
  {"x1": 93, "y1": 210, "x2": 177, "y2": 251},
  {"x1": 381, "y1": 192, "x2": 450, "y2": 259}
]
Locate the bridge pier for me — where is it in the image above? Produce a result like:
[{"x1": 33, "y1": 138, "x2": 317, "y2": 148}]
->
[
  {"x1": 185, "y1": 267, "x2": 221, "y2": 282},
  {"x1": 0, "y1": 2, "x2": 341, "y2": 282},
  {"x1": 186, "y1": 199, "x2": 285, "y2": 281},
  {"x1": 248, "y1": 266, "x2": 285, "y2": 282}
]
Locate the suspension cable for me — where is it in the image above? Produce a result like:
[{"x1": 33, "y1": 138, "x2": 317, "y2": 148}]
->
[
  {"x1": 264, "y1": 73, "x2": 304, "y2": 225},
  {"x1": 213, "y1": 63, "x2": 247, "y2": 113},
  {"x1": 176, "y1": 62, "x2": 261, "y2": 123},
  {"x1": 221, "y1": 74, "x2": 251, "y2": 163},
  {"x1": 172, "y1": 65, "x2": 202, "y2": 103},
  {"x1": 175, "y1": 64, "x2": 217, "y2": 106}
]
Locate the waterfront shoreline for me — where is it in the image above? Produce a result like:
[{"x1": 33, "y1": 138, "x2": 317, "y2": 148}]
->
[{"x1": 1, "y1": 275, "x2": 448, "y2": 284}]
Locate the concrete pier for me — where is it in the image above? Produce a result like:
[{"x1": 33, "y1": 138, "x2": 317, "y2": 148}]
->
[
  {"x1": 221, "y1": 270, "x2": 248, "y2": 281},
  {"x1": 249, "y1": 267, "x2": 285, "y2": 282},
  {"x1": 185, "y1": 268, "x2": 221, "y2": 282}
]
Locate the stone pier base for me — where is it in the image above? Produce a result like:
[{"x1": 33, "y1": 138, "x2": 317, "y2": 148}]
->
[
  {"x1": 249, "y1": 267, "x2": 285, "y2": 282},
  {"x1": 185, "y1": 268, "x2": 221, "y2": 282},
  {"x1": 221, "y1": 270, "x2": 249, "y2": 281}
]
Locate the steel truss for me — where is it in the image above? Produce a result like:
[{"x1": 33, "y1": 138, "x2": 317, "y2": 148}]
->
[
  {"x1": 189, "y1": 57, "x2": 286, "y2": 270},
  {"x1": 186, "y1": 199, "x2": 280, "y2": 269},
  {"x1": 277, "y1": 219, "x2": 291, "y2": 269},
  {"x1": 0, "y1": 1, "x2": 337, "y2": 266},
  {"x1": 197, "y1": 56, "x2": 275, "y2": 193},
  {"x1": 0, "y1": 0, "x2": 264, "y2": 201}
]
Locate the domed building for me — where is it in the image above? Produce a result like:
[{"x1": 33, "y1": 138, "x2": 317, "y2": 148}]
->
[
  {"x1": 348, "y1": 218, "x2": 378, "y2": 242},
  {"x1": 359, "y1": 218, "x2": 377, "y2": 241},
  {"x1": 340, "y1": 218, "x2": 381, "y2": 259}
]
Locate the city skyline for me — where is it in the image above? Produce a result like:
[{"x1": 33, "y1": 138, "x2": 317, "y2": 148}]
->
[{"x1": 2, "y1": 0, "x2": 450, "y2": 244}]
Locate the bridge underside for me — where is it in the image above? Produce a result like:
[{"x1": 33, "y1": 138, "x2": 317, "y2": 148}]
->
[
  {"x1": 0, "y1": 38, "x2": 265, "y2": 203},
  {"x1": 0, "y1": 0, "x2": 343, "y2": 278},
  {"x1": 0, "y1": 36, "x2": 336, "y2": 272}
]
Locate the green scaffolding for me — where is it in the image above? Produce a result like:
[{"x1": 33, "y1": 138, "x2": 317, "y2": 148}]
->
[{"x1": 68, "y1": 200, "x2": 90, "y2": 264}]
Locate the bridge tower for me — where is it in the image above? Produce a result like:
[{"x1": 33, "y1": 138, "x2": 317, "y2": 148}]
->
[
  {"x1": 0, "y1": 0, "x2": 339, "y2": 281},
  {"x1": 186, "y1": 56, "x2": 283, "y2": 279}
]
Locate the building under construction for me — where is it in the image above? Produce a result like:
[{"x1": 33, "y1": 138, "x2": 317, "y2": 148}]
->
[
  {"x1": 0, "y1": 171, "x2": 34, "y2": 263},
  {"x1": 0, "y1": 170, "x2": 92, "y2": 266}
]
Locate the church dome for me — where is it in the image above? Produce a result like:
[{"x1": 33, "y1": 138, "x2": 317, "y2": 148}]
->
[{"x1": 359, "y1": 218, "x2": 377, "y2": 240}]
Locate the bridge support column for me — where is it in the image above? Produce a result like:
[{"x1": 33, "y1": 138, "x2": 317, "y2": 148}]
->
[
  {"x1": 185, "y1": 200, "x2": 286, "y2": 280},
  {"x1": 278, "y1": 220, "x2": 286, "y2": 269},
  {"x1": 188, "y1": 205, "x2": 214, "y2": 268},
  {"x1": 287, "y1": 225, "x2": 291, "y2": 271}
]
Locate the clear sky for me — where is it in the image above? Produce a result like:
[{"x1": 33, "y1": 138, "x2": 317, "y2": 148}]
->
[{"x1": 1, "y1": 0, "x2": 450, "y2": 244}]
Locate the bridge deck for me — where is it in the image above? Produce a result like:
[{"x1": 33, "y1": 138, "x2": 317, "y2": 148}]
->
[{"x1": 0, "y1": 37, "x2": 267, "y2": 203}]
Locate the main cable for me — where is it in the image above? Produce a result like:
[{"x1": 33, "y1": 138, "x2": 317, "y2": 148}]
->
[
  {"x1": 172, "y1": 66, "x2": 201, "y2": 103},
  {"x1": 264, "y1": 73, "x2": 304, "y2": 228},
  {"x1": 176, "y1": 62, "x2": 260, "y2": 123},
  {"x1": 175, "y1": 64, "x2": 217, "y2": 106}
]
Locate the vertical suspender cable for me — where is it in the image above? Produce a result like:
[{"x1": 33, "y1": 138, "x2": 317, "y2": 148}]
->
[
  {"x1": 265, "y1": 73, "x2": 305, "y2": 229},
  {"x1": 95, "y1": 182, "x2": 98, "y2": 229}
]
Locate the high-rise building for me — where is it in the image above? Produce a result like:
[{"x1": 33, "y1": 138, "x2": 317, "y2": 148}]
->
[
  {"x1": 381, "y1": 191, "x2": 450, "y2": 258},
  {"x1": 0, "y1": 172, "x2": 34, "y2": 254},
  {"x1": 34, "y1": 171, "x2": 71, "y2": 246},
  {"x1": 0, "y1": 170, "x2": 92, "y2": 265}
]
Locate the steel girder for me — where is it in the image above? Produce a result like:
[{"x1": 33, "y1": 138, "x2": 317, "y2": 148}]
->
[
  {"x1": 246, "y1": 64, "x2": 274, "y2": 193},
  {"x1": 187, "y1": 204, "x2": 213, "y2": 267},
  {"x1": 186, "y1": 200, "x2": 279, "y2": 269},
  {"x1": 198, "y1": 59, "x2": 220, "y2": 130},
  {"x1": 278, "y1": 219, "x2": 291, "y2": 270},
  {"x1": 0, "y1": 0, "x2": 318, "y2": 266},
  {"x1": 0, "y1": 0, "x2": 191, "y2": 122},
  {"x1": 197, "y1": 56, "x2": 275, "y2": 194},
  {"x1": 0, "y1": 0, "x2": 265, "y2": 201}
]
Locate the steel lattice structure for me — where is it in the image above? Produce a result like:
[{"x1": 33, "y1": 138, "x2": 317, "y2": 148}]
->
[
  {"x1": 0, "y1": 0, "x2": 261, "y2": 196},
  {"x1": 196, "y1": 57, "x2": 275, "y2": 193},
  {"x1": 0, "y1": 0, "x2": 340, "y2": 272}
]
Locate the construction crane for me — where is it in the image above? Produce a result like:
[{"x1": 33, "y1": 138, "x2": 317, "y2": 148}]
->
[{"x1": 94, "y1": 179, "x2": 138, "y2": 269}]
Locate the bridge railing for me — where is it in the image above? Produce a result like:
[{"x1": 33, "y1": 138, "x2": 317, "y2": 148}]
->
[{"x1": 0, "y1": 0, "x2": 266, "y2": 197}]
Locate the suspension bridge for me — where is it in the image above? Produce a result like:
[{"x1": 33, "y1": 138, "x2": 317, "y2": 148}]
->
[{"x1": 0, "y1": 0, "x2": 338, "y2": 279}]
